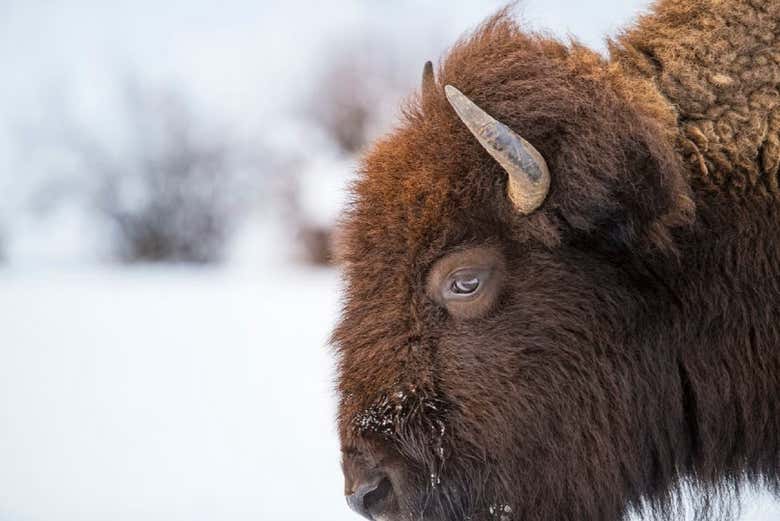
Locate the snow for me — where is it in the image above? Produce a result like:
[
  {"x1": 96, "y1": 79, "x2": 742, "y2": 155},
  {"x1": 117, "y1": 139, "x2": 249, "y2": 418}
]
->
[
  {"x1": 0, "y1": 265, "x2": 778, "y2": 521},
  {"x1": 0, "y1": 265, "x2": 345, "y2": 521}
]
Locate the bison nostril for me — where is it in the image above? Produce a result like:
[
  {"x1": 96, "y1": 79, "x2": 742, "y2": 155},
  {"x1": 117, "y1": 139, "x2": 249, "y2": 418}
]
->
[
  {"x1": 363, "y1": 477, "x2": 392, "y2": 512},
  {"x1": 346, "y1": 476, "x2": 393, "y2": 520}
]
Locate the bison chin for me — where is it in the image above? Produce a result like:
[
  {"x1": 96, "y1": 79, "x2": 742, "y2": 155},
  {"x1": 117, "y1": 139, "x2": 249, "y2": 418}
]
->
[{"x1": 394, "y1": 474, "x2": 514, "y2": 521}]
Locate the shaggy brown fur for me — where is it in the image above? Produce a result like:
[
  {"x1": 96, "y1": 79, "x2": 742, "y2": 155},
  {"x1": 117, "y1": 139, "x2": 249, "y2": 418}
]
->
[
  {"x1": 613, "y1": 0, "x2": 780, "y2": 197},
  {"x1": 332, "y1": 1, "x2": 780, "y2": 520}
]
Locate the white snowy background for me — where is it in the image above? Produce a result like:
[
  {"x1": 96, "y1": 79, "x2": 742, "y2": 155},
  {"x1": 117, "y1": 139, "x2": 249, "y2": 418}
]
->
[{"x1": 0, "y1": 1, "x2": 778, "y2": 520}]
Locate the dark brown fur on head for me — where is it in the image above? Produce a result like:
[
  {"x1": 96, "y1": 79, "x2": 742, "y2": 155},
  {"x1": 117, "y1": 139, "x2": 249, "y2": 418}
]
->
[{"x1": 332, "y1": 2, "x2": 780, "y2": 520}]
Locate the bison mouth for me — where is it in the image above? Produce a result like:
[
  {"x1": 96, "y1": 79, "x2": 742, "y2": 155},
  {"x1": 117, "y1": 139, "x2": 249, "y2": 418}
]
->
[
  {"x1": 404, "y1": 477, "x2": 515, "y2": 521},
  {"x1": 348, "y1": 481, "x2": 508, "y2": 521}
]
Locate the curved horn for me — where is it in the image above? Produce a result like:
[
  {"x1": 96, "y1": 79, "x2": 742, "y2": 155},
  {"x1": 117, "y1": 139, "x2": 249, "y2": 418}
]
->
[{"x1": 444, "y1": 85, "x2": 550, "y2": 214}]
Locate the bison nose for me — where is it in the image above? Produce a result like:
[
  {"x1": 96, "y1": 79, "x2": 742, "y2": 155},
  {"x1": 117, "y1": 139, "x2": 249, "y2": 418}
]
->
[{"x1": 345, "y1": 473, "x2": 393, "y2": 520}]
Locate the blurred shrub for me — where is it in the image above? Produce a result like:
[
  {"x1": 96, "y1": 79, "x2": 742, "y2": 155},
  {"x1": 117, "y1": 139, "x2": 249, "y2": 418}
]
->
[
  {"x1": 291, "y1": 36, "x2": 417, "y2": 266},
  {"x1": 277, "y1": 169, "x2": 339, "y2": 266},
  {"x1": 304, "y1": 36, "x2": 411, "y2": 156},
  {"x1": 298, "y1": 224, "x2": 333, "y2": 266},
  {"x1": 64, "y1": 81, "x2": 257, "y2": 264}
]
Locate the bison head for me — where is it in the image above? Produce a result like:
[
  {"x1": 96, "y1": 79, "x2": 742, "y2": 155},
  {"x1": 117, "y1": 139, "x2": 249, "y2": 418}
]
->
[{"x1": 332, "y1": 14, "x2": 695, "y2": 521}]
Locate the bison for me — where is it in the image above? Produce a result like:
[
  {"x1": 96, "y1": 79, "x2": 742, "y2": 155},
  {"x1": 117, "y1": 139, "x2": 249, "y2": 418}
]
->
[{"x1": 331, "y1": 1, "x2": 780, "y2": 520}]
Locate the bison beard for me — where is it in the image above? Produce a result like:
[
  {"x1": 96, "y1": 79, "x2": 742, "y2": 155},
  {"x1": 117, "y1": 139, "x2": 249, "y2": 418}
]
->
[{"x1": 331, "y1": 1, "x2": 780, "y2": 520}]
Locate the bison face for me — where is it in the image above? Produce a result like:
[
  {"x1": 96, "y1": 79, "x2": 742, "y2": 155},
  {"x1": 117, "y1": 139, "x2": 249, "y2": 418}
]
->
[
  {"x1": 334, "y1": 238, "x2": 650, "y2": 521},
  {"x1": 332, "y1": 15, "x2": 693, "y2": 521}
]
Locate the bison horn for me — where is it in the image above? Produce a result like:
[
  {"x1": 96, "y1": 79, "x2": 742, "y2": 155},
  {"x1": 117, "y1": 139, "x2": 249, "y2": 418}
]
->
[
  {"x1": 421, "y1": 61, "x2": 435, "y2": 94},
  {"x1": 444, "y1": 85, "x2": 550, "y2": 214}
]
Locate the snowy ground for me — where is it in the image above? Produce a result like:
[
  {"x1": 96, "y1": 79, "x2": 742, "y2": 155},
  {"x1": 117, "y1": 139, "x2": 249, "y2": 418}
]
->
[
  {"x1": 0, "y1": 265, "x2": 345, "y2": 521},
  {"x1": 0, "y1": 264, "x2": 778, "y2": 521}
]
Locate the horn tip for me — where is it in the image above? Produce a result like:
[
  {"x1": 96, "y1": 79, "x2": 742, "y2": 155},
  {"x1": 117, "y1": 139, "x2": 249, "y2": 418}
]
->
[
  {"x1": 444, "y1": 85, "x2": 472, "y2": 118},
  {"x1": 422, "y1": 61, "x2": 435, "y2": 94}
]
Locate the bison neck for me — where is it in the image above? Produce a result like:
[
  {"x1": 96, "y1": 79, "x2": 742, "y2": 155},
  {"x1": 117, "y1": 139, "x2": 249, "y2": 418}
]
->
[
  {"x1": 612, "y1": 0, "x2": 780, "y2": 495},
  {"x1": 657, "y1": 193, "x2": 780, "y2": 496}
]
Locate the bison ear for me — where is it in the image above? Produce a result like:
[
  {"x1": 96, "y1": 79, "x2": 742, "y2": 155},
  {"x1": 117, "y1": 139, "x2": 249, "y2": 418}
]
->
[
  {"x1": 554, "y1": 121, "x2": 695, "y2": 255},
  {"x1": 603, "y1": 162, "x2": 692, "y2": 255}
]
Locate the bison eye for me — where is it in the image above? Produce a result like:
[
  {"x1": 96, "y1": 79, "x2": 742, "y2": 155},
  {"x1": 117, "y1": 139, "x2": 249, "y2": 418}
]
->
[
  {"x1": 426, "y1": 245, "x2": 505, "y2": 319},
  {"x1": 448, "y1": 271, "x2": 483, "y2": 296}
]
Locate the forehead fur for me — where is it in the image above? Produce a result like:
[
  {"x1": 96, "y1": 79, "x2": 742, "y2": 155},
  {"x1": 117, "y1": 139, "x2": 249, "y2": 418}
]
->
[{"x1": 337, "y1": 12, "x2": 689, "y2": 273}]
